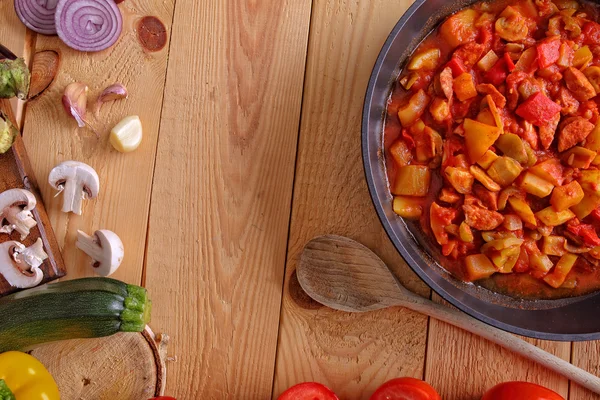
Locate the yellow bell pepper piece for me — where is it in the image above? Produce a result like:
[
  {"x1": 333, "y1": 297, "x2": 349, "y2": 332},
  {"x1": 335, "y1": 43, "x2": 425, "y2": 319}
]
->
[
  {"x1": 464, "y1": 118, "x2": 500, "y2": 163},
  {"x1": 0, "y1": 351, "x2": 59, "y2": 400}
]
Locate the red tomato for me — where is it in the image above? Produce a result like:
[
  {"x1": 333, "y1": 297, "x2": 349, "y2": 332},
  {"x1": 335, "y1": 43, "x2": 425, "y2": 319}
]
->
[
  {"x1": 370, "y1": 377, "x2": 441, "y2": 400},
  {"x1": 482, "y1": 382, "x2": 564, "y2": 400},
  {"x1": 277, "y1": 382, "x2": 339, "y2": 400}
]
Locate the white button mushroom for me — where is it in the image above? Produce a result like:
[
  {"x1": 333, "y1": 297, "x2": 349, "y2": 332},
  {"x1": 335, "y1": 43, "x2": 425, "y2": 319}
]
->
[
  {"x1": 0, "y1": 188, "x2": 37, "y2": 240},
  {"x1": 0, "y1": 238, "x2": 48, "y2": 289},
  {"x1": 48, "y1": 161, "x2": 99, "y2": 215},
  {"x1": 76, "y1": 230, "x2": 124, "y2": 277}
]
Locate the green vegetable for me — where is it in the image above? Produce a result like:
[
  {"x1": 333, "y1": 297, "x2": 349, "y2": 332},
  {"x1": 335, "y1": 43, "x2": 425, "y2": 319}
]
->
[
  {"x1": 0, "y1": 112, "x2": 17, "y2": 154},
  {"x1": 0, "y1": 380, "x2": 15, "y2": 400},
  {"x1": 0, "y1": 58, "x2": 30, "y2": 100},
  {"x1": 0, "y1": 278, "x2": 151, "y2": 352}
]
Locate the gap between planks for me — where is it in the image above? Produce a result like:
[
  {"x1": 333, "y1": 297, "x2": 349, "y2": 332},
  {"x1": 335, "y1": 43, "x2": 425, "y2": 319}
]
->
[
  {"x1": 270, "y1": 0, "x2": 316, "y2": 397},
  {"x1": 140, "y1": 0, "x2": 180, "y2": 289}
]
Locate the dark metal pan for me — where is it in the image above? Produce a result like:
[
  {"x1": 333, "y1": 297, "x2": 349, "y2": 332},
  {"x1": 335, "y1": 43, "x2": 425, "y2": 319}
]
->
[{"x1": 362, "y1": 0, "x2": 600, "y2": 340}]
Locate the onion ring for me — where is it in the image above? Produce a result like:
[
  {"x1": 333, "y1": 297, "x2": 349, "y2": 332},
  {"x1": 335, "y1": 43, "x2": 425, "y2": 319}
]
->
[
  {"x1": 14, "y1": 0, "x2": 58, "y2": 35},
  {"x1": 55, "y1": 0, "x2": 122, "y2": 52}
]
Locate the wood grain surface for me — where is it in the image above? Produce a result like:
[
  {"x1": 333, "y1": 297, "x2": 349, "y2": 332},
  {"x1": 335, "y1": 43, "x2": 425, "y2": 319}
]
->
[
  {"x1": 2, "y1": 0, "x2": 600, "y2": 399},
  {"x1": 272, "y1": 1, "x2": 431, "y2": 399},
  {"x1": 143, "y1": 0, "x2": 312, "y2": 397},
  {"x1": 20, "y1": 0, "x2": 176, "y2": 286}
]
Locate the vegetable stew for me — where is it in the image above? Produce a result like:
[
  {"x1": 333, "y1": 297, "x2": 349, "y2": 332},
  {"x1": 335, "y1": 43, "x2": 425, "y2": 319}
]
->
[{"x1": 384, "y1": 0, "x2": 600, "y2": 298}]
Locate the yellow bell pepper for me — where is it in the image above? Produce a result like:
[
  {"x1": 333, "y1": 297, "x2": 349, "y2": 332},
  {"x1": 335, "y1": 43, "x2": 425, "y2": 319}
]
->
[{"x1": 0, "y1": 352, "x2": 59, "y2": 400}]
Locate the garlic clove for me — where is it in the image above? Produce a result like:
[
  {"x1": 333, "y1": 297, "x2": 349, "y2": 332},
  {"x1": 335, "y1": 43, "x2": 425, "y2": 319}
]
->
[
  {"x1": 96, "y1": 83, "x2": 128, "y2": 115},
  {"x1": 62, "y1": 82, "x2": 88, "y2": 128},
  {"x1": 110, "y1": 115, "x2": 142, "y2": 153}
]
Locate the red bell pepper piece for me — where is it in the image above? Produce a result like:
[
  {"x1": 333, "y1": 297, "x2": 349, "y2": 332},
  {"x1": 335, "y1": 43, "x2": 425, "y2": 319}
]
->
[
  {"x1": 583, "y1": 21, "x2": 600, "y2": 46},
  {"x1": 485, "y1": 59, "x2": 508, "y2": 86},
  {"x1": 515, "y1": 92, "x2": 562, "y2": 127},
  {"x1": 536, "y1": 38, "x2": 561, "y2": 68},
  {"x1": 504, "y1": 52, "x2": 516, "y2": 72},
  {"x1": 567, "y1": 219, "x2": 600, "y2": 247},
  {"x1": 401, "y1": 128, "x2": 415, "y2": 149},
  {"x1": 590, "y1": 207, "x2": 600, "y2": 222},
  {"x1": 445, "y1": 57, "x2": 467, "y2": 77}
]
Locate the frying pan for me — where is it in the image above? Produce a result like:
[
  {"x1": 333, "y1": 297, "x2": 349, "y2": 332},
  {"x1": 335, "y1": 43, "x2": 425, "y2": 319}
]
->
[{"x1": 362, "y1": 0, "x2": 600, "y2": 340}]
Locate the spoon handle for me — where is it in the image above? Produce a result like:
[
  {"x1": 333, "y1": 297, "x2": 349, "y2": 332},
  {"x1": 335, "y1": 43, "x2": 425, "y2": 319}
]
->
[{"x1": 403, "y1": 295, "x2": 600, "y2": 394}]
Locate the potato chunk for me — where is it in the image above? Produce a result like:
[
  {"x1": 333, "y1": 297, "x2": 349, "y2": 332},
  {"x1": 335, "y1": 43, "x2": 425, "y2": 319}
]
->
[
  {"x1": 551, "y1": 181, "x2": 584, "y2": 212},
  {"x1": 535, "y1": 207, "x2": 575, "y2": 226},
  {"x1": 440, "y1": 9, "x2": 478, "y2": 49},
  {"x1": 464, "y1": 254, "x2": 497, "y2": 281},
  {"x1": 571, "y1": 190, "x2": 600, "y2": 219},
  {"x1": 508, "y1": 197, "x2": 537, "y2": 227},
  {"x1": 392, "y1": 165, "x2": 431, "y2": 196},
  {"x1": 393, "y1": 196, "x2": 423, "y2": 220},
  {"x1": 518, "y1": 172, "x2": 554, "y2": 198},
  {"x1": 528, "y1": 159, "x2": 564, "y2": 186},
  {"x1": 561, "y1": 146, "x2": 597, "y2": 169},
  {"x1": 544, "y1": 253, "x2": 578, "y2": 288},
  {"x1": 453, "y1": 73, "x2": 478, "y2": 101}
]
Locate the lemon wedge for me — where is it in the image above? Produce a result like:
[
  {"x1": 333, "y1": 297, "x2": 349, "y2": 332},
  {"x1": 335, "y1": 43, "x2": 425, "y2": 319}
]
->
[{"x1": 110, "y1": 115, "x2": 142, "y2": 153}]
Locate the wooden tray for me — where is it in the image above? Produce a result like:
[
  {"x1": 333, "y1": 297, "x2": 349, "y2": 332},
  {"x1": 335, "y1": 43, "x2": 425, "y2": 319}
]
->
[{"x1": 0, "y1": 99, "x2": 66, "y2": 296}]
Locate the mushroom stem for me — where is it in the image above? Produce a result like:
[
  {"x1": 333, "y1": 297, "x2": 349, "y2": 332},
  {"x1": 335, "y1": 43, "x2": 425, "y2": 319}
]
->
[
  {"x1": 0, "y1": 189, "x2": 38, "y2": 240},
  {"x1": 1, "y1": 206, "x2": 37, "y2": 240},
  {"x1": 62, "y1": 177, "x2": 85, "y2": 214},
  {"x1": 14, "y1": 238, "x2": 48, "y2": 270},
  {"x1": 76, "y1": 231, "x2": 104, "y2": 262}
]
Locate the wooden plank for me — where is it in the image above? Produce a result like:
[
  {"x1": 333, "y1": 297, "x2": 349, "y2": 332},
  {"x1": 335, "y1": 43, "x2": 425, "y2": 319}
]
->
[
  {"x1": 425, "y1": 294, "x2": 570, "y2": 399},
  {"x1": 0, "y1": 99, "x2": 66, "y2": 296},
  {"x1": 19, "y1": 0, "x2": 176, "y2": 285},
  {"x1": 571, "y1": 342, "x2": 600, "y2": 400},
  {"x1": 143, "y1": 0, "x2": 312, "y2": 397},
  {"x1": 0, "y1": 3, "x2": 25, "y2": 57},
  {"x1": 272, "y1": 1, "x2": 431, "y2": 398}
]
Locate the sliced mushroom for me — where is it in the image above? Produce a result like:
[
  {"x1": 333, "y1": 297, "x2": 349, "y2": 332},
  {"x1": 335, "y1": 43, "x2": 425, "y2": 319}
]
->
[
  {"x1": 0, "y1": 188, "x2": 37, "y2": 240},
  {"x1": 48, "y1": 161, "x2": 99, "y2": 215},
  {"x1": 76, "y1": 230, "x2": 124, "y2": 277},
  {"x1": 0, "y1": 239, "x2": 47, "y2": 288}
]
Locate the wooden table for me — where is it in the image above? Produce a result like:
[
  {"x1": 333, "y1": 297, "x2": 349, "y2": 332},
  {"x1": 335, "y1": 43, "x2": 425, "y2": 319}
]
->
[{"x1": 1, "y1": 1, "x2": 600, "y2": 399}]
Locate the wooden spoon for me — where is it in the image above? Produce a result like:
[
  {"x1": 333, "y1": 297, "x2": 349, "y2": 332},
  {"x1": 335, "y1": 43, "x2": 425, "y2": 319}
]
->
[{"x1": 297, "y1": 235, "x2": 600, "y2": 394}]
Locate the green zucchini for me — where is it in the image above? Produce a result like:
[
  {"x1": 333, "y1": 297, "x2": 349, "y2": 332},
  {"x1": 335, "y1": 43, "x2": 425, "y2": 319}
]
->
[{"x1": 0, "y1": 278, "x2": 151, "y2": 352}]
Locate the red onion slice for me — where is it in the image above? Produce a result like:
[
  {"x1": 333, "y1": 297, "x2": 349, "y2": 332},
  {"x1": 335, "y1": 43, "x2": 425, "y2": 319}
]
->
[
  {"x1": 55, "y1": 0, "x2": 122, "y2": 52},
  {"x1": 14, "y1": 0, "x2": 58, "y2": 35}
]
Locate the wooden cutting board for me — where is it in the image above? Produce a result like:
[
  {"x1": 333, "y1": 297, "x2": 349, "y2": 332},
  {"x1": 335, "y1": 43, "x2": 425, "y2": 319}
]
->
[
  {"x1": 30, "y1": 327, "x2": 169, "y2": 399},
  {"x1": 0, "y1": 99, "x2": 66, "y2": 296}
]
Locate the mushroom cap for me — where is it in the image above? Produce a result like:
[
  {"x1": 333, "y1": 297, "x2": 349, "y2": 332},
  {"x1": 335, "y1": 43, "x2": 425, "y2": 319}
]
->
[
  {"x1": 0, "y1": 241, "x2": 44, "y2": 289},
  {"x1": 48, "y1": 161, "x2": 100, "y2": 199},
  {"x1": 0, "y1": 188, "x2": 36, "y2": 213}
]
